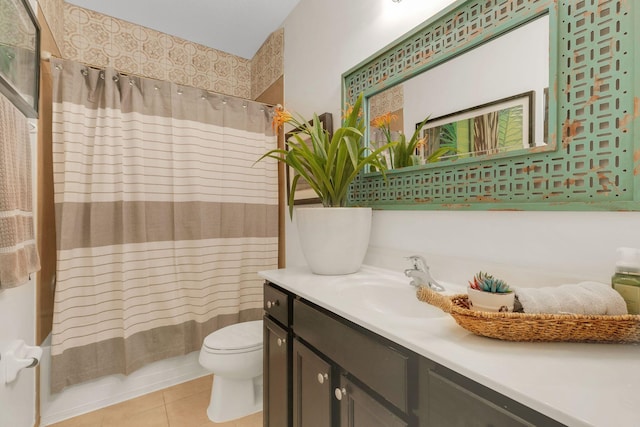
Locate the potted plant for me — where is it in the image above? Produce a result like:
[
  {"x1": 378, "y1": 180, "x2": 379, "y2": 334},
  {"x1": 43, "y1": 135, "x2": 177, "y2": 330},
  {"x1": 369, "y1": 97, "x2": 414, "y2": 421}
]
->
[
  {"x1": 467, "y1": 272, "x2": 515, "y2": 312},
  {"x1": 257, "y1": 93, "x2": 395, "y2": 275},
  {"x1": 370, "y1": 112, "x2": 456, "y2": 169}
]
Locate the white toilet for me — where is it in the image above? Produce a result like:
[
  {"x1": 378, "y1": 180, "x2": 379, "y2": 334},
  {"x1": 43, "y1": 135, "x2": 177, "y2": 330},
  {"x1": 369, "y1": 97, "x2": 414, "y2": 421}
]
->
[{"x1": 198, "y1": 320, "x2": 264, "y2": 423}]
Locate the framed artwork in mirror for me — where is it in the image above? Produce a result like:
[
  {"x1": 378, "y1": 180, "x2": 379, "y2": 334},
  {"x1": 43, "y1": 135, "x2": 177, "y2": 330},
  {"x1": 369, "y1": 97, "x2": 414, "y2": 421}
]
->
[
  {"x1": 0, "y1": 0, "x2": 40, "y2": 118},
  {"x1": 419, "y1": 91, "x2": 534, "y2": 163},
  {"x1": 285, "y1": 112, "x2": 333, "y2": 205}
]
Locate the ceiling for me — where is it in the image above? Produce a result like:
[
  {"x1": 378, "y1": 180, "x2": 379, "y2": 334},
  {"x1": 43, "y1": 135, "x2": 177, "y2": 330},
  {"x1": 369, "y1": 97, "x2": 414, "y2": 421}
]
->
[{"x1": 65, "y1": 0, "x2": 301, "y2": 59}]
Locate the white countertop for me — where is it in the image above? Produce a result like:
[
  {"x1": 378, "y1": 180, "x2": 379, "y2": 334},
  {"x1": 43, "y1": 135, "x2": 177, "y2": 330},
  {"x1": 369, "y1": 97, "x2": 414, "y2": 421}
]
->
[{"x1": 259, "y1": 265, "x2": 640, "y2": 427}]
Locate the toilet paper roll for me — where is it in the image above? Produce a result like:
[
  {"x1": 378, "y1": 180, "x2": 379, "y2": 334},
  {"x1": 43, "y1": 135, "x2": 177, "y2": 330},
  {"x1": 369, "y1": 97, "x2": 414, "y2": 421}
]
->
[{"x1": 2, "y1": 340, "x2": 43, "y2": 384}]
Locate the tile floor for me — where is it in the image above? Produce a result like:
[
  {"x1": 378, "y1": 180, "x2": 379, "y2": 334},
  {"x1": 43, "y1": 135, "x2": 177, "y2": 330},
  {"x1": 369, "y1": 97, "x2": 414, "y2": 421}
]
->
[{"x1": 49, "y1": 375, "x2": 262, "y2": 427}]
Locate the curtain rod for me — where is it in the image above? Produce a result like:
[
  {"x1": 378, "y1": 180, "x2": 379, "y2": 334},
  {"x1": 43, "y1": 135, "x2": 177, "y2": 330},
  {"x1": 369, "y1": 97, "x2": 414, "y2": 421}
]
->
[{"x1": 40, "y1": 50, "x2": 275, "y2": 108}]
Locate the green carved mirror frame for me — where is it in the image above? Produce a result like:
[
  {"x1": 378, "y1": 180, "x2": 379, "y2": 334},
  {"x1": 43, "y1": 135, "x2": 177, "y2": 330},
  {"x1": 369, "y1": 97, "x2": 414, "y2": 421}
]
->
[{"x1": 343, "y1": 0, "x2": 639, "y2": 211}]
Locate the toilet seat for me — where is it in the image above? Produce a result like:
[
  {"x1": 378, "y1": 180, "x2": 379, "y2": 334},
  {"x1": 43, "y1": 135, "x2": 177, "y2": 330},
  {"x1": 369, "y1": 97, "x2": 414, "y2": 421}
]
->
[{"x1": 203, "y1": 320, "x2": 263, "y2": 354}]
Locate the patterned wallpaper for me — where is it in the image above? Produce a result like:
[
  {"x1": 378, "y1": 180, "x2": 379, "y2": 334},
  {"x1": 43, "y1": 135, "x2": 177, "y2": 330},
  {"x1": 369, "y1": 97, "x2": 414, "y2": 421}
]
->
[
  {"x1": 251, "y1": 28, "x2": 284, "y2": 100},
  {"x1": 37, "y1": 1, "x2": 284, "y2": 100},
  {"x1": 38, "y1": 0, "x2": 65, "y2": 51}
]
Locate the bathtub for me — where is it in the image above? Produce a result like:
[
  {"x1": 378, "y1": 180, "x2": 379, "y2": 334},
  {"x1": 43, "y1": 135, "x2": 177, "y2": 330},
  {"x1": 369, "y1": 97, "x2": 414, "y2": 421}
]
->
[{"x1": 39, "y1": 334, "x2": 208, "y2": 426}]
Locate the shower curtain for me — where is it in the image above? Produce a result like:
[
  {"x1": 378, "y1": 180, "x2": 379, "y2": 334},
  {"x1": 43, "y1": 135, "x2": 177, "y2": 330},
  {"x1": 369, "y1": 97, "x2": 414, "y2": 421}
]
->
[{"x1": 49, "y1": 58, "x2": 278, "y2": 392}]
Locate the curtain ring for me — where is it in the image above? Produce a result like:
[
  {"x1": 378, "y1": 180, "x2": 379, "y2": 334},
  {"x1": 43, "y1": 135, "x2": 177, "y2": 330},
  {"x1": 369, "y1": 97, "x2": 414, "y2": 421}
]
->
[
  {"x1": 112, "y1": 75, "x2": 119, "y2": 82},
  {"x1": 177, "y1": 89, "x2": 183, "y2": 95},
  {"x1": 129, "y1": 79, "x2": 134, "y2": 86},
  {"x1": 81, "y1": 68, "x2": 88, "y2": 76},
  {"x1": 99, "y1": 72, "x2": 105, "y2": 80}
]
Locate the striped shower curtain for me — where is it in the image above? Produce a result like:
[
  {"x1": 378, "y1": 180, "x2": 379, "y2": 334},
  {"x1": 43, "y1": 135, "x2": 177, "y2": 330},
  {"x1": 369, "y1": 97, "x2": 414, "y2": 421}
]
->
[{"x1": 49, "y1": 58, "x2": 278, "y2": 392}]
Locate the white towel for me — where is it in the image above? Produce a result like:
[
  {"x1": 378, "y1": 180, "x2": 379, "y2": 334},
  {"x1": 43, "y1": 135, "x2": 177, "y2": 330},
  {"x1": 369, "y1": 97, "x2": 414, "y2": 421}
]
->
[{"x1": 515, "y1": 282, "x2": 628, "y2": 315}]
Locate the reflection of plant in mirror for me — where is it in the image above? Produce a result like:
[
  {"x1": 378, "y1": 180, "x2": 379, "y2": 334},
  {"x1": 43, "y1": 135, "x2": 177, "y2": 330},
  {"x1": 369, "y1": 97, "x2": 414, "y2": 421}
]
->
[
  {"x1": 372, "y1": 113, "x2": 446, "y2": 169},
  {"x1": 497, "y1": 106, "x2": 524, "y2": 150}
]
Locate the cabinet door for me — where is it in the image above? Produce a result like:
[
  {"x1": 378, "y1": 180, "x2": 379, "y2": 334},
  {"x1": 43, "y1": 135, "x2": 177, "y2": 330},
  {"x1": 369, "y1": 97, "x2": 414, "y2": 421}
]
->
[
  {"x1": 419, "y1": 358, "x2": 565, "y2": 427},
  {"x1": 294, "y1": 299, "x2": 409, "y2": 413},
  {"x1": 293, "y1": 339, "x2": 333, "y2": 427},
  {"x1": 264, "y1": 317, "x2": 290, "y2": 427},
  {"x1": 337, "y1": 375, "x2": 407, "y2": 427}
]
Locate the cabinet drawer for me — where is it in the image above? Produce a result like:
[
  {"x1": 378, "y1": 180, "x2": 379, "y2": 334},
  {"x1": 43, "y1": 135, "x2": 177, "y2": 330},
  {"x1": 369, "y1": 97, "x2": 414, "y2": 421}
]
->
[
  {"x1": 264, "y1": 282, "x2": 290, "y2": 326},
  {"x1": 293, "y1": 299, "x2": 409, "y2": 413}
]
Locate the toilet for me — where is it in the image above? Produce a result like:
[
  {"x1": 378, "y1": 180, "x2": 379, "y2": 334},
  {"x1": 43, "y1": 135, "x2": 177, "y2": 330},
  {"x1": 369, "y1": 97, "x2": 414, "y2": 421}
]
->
[{"x1": 198, "y1": 320, "x2": 263, "y2": 422}]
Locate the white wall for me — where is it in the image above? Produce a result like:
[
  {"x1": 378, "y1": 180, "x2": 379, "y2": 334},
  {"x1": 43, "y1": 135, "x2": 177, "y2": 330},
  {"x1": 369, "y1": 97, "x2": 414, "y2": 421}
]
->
[
  {"x1": 283, "y1": 0, "x2": 640, "y2": 285},
  {"x1": 0, "y1": 283, "x2": 37, "y2": 427}
]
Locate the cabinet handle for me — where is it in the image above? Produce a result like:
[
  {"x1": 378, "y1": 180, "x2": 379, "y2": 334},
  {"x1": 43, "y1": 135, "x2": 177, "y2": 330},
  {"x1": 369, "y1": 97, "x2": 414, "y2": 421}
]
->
[
  {"x1": 334, "y1": 387, "x2": 347, "y2": 401},
  {"x1": 266, "y1": 300, "x2": 279, "y2": 309},
  {"x1": 317, "y1": 373, "x2": 328, "y2": 384},
  {"x1": 276, "y1": 337, "x2": 286, "y2": 347}
]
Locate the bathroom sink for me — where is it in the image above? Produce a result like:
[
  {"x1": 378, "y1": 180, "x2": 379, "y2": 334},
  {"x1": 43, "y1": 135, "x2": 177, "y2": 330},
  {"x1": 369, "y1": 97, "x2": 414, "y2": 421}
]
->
[{"x1": 338, "y1": 283, "x2": 447, "y2": 319}]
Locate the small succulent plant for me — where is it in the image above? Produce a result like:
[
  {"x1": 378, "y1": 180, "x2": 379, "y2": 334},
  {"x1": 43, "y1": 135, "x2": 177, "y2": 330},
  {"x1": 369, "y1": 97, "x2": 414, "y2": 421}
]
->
[{"x1": 468, "y1": 272, "x2": 511, "y2": 293}]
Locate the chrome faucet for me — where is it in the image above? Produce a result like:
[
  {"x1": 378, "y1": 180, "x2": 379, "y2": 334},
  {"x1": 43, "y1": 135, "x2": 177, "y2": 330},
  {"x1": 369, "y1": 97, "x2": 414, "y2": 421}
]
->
[{"x1": 404, "y1": 255, "x2": 445, "y2": 292}]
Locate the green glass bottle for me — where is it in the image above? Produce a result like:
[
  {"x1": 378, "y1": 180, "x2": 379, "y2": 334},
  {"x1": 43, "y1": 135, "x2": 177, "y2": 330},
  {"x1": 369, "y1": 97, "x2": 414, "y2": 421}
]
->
[{"x1": 612, "y1": 247, "x2": 640, "y2": 315}]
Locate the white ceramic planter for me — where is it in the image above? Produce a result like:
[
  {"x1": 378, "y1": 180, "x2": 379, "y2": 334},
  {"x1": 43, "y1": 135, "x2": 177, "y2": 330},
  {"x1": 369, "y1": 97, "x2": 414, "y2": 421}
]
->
[
  {"x1": 295, "y1": 207, "x2": 372, "y2": 275},
  {"x1": 467, "y1": 287, "x2": 515, "y2": 312}
]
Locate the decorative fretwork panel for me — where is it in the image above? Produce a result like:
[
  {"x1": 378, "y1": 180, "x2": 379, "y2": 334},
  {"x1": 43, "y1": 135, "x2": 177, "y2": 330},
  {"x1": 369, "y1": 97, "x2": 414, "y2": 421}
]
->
[{"x1": 344, "y1": 0, "x2": 638, "y2": 210}]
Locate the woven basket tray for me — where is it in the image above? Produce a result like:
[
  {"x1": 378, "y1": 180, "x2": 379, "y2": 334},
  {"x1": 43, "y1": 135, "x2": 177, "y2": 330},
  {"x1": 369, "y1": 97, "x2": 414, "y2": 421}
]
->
[{"x1": 416, "y1": 286, "x2": 640, "y2": 343}]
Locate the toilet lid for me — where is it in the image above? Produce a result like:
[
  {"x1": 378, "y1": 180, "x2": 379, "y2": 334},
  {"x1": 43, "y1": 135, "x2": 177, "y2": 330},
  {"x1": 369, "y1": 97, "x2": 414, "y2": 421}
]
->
[{"x1": 203, "y1": 320, "x2": 263, "y2": 352}]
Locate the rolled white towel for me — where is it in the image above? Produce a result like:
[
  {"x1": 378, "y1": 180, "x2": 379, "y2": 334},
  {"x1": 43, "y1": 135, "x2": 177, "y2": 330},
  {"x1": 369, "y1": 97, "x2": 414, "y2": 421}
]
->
[
  {"x1": 580, "y1": 281, "x2": 628, "y2": 315},
  {"x1": 515, "y1": 282, "x2": 628, "y2": 315}
]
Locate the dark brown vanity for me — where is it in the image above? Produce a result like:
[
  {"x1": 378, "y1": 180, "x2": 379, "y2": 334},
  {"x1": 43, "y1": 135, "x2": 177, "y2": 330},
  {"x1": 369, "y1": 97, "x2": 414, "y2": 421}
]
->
[{"x1": 263, "y1": 281, "x2": 564, "y2": 427}]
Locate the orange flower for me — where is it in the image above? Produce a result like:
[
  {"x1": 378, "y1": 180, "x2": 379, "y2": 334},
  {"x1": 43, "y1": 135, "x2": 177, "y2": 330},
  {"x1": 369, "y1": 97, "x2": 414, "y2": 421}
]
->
[
  {"x1": 342, "y1": 102, "x2": 363, "y2": 120},
  {"x1": 272, "y1": 105, "x2": 292, "y2": 132},
  {"x1": 371, "y1": 112, "x2": 398, "y2": 129},
  {"x1": 342, "y1": 103, "x2": 354, "y2": 120},
  {"x1": 415, "y1": 137, "x2": 426, "y2": 149}
]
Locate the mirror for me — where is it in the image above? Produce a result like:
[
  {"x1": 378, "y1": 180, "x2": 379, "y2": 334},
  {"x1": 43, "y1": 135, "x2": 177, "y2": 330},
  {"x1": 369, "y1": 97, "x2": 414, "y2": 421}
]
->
[
  {"x1": 0, "y1": 0, "x2": 40, "y2": 118},
  {"x1": 367, "y1": 15, "x2": 549, "y2": 169},
  {"x1": 343, "y1": 0, "x2": 639, "y2": 211}
]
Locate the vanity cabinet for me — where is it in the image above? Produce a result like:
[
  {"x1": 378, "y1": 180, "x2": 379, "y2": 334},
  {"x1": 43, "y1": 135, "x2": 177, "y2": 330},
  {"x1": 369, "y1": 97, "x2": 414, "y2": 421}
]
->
[
  {"x1": 292, "y1": 298, "x2": 416, "y2": 426},
  {"x1": 292, "y1": 335, "x2": 408, "y2": 427},
  {"x1": 263, "y1": 280, "x2": 565, "y2": 427}
]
